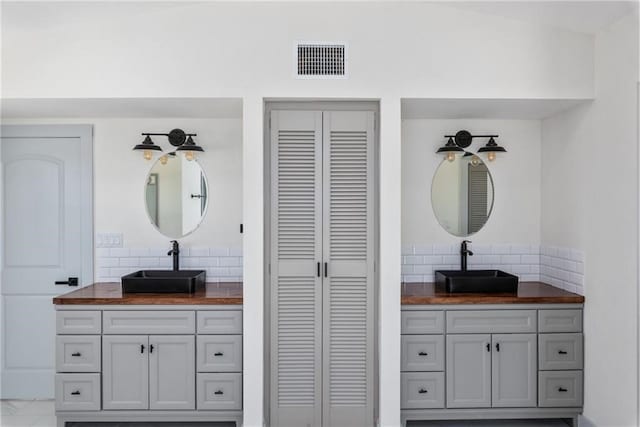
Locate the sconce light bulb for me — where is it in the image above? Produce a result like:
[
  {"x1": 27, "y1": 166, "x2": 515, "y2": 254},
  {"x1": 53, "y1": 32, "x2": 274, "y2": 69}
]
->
[
  {"x1": 471, "y1": 155, "x2": 480, "y2": 167},
  {"x1": 143, "y1": 150, "x2": 153, "y2": 161},
  {"x1": 159, "y1": 155, "x2": 168, "y2": 165},
  {"x1": 446, "y1": 152, "x2": 456, "y2": 162},
  {"x1": 487, "y1": 152, "x2": 496, "y2": 162},
  {"x1": 184, "y1": 151, "x2": 195, "y2": 162}
]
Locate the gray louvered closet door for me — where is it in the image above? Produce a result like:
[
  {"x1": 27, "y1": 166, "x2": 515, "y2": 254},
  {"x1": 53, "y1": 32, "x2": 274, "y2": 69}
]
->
[{"x1": 270, "y1": 109, "x2": 375, "y2": 427}]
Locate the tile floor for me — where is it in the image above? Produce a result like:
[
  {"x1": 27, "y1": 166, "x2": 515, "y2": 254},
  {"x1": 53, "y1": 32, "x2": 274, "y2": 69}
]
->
[
  {"x1": 0, "y1": 401, "x2": 571, "y2": 427},
  {"x1": 1, "y1": 400, "x2": 56, "y2": 427}
]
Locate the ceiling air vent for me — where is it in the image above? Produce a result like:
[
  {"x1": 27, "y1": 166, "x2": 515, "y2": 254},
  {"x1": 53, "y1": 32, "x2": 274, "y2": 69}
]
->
[{"x1": 295, "y1": 42, "x2": 348, "y2": 79}]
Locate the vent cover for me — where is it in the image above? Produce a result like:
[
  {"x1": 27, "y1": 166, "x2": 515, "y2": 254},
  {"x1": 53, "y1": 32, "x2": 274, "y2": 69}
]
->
[{"x1": 295, "y1": 42, "x2": 348, "y2": 79}]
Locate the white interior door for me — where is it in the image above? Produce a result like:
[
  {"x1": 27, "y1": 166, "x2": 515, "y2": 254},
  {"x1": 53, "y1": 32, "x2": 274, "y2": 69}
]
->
[{"x1": 1, "y1": 125, "x2": 93, "y2": 398}]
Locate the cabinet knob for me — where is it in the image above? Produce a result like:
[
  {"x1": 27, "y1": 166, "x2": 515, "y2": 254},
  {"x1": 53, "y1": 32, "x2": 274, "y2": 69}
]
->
[
  {"x1": 558, "y1": 350, "x2": 568, "y2": 355},
  {"x1": 71, "y1": 352, "x2": 81, "y2": 357},
  {"x1": 214, "y1": 390, "x2": 224, "y2": 395},
  {"x1": 71, "y1": 391, "x2": 81, "y2": 396},
  {"x1": 418, "y1": 351, "x2": 428, "y2": 356},
  {"x1": 214, "y1": 352, "x2": 224, "y2": 357},
  {"x1": 558, "y1": 387, "x2": 568, "y2": 393},
  {"x1": 418, "y1": 388, "x2": 428, "y2": 394}
]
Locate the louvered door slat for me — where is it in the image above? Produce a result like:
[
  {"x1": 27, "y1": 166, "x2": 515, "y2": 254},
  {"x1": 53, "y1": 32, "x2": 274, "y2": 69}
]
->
[
  {"x1": 270, "y1": 111, "x2": 323, "y2": 426},
  {"x1": 322, "y1": 111, "x2": 375, "y2": 427}
]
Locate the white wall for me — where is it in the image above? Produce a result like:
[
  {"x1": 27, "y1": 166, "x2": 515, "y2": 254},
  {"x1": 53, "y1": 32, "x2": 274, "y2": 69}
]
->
[
  {"x1": 403, "y1": 119, "x2": 542, "y2": 246},
  {"x1": 1, "y1": 2, "x2": 594, "y2": 100},
  {"x1": 3, "y1": 117, "x2": 243, "y2": 250},
  {"x1": 541, "y1": 13, "x2": 639, "y2": 427}
]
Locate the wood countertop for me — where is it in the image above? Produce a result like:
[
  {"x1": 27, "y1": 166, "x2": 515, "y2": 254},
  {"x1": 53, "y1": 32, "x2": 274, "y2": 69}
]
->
[
  {"x1": 401, "y1": 281, "x2": 584, "y2": 305},
  {"x1": 53, "y1": 282, "x2": 243, "y2": 305}
]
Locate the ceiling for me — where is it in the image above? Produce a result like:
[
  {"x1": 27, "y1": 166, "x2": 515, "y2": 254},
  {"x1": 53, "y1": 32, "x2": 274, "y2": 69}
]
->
[
  {"x1": 439, "y1": 1, "x2": 638, "y2": 34},
  {"x1": 0, "y1": 98, "x2": 243, "y2": 119}
]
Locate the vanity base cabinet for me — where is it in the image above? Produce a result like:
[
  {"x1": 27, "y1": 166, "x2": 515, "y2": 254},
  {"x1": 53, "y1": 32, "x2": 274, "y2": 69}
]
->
[
  {"x1": 55, "y1": 306, "x2": 242, "y2": 427},
  {"x1": 401, "y1": 304, "x2": 583, "y2": 427}
]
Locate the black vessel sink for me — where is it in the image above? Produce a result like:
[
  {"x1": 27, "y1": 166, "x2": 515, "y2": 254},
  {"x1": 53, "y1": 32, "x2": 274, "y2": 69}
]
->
[
  {"x1": 121, "y1": 270, "x2": 206, "y2": 293},
  {"x1": 435, "y1": 270, "x2": 518, "y2": 294}
]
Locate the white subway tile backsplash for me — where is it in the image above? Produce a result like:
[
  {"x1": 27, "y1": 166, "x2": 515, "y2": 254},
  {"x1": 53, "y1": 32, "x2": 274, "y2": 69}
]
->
[
  {"x1": 401, "y1": 243, "x2": 585, "y2": 294},
  {"x1": 109, "y1": 248, "x2": 130, "y2": 257},
  {"x1": 96, "y1": 246, "x2": 244, "y2": 282}
]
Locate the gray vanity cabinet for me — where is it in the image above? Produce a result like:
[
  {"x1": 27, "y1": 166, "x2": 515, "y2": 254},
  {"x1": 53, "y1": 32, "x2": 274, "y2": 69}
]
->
[
  {"x1": 446, "y1": 334, "x2": 491, "y2": 408},
  {"x1": 402, "y1": 304, "x2": 583, "y2": 427},
  {"x1": 102, "y1": 335, "x2": 195, "y2": 410}
]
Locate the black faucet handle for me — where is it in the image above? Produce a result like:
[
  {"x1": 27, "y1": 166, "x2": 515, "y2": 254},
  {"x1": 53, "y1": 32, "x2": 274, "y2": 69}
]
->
[{"x1": 462, "y1": 240, "x2": 472, "y2": 244}]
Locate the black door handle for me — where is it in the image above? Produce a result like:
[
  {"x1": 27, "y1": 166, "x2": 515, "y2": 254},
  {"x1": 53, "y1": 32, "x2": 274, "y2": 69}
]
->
[
  {"x1": 558, "y1": 350, "x2": 568, "y2": 355},
  {"x1": 214, "y1": 352, "x2": 224, "y2": 357},
  {"x1": 317, "y1": 262, "x2": 321, "y2": 278},
  {"x1": 496, "y1": 343, "x2": 500, "y2": 352},
  {"x1": 71, "y1": 391, "x2": 80, "y2": 395},
  {"x1": 55, "y1": 277, "x2": 78, "y2": 287},
  {"x1": 558, "y1": 387, "x2": 568, "y2": 392},
  {"x1": 324, "y1": 262, "x2": 328, "y2": 278},
  {"x1": 418, "y1": 388, "x2": 428, "y2": 394},
  {"x1": 418, "y1": 351, "x2": 428, "y2": 356},
  {"x1": 149, "y1": 344, "x2": 154, "y2": 354},
  {"x1": 71, "y1": 352, "x2": 81, "y2": 357},
  {"x1": 214, "y1": 390, "x2": 224, "y2": 395},
  {"x1": 140, "y1": 344, "x2": 145, "y2": 354},
  {"x1": 486, "y1": 343, "x2": 490, "y2": 352}
]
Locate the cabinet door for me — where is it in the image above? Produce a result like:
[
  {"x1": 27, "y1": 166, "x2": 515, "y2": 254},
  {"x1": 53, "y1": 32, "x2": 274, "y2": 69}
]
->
[
  {"x1": 446, "y1": 334, "x2": 491, "y2": 408},
  {"x1": 149, "y1": 335, "x2": 195, "y2": 410},
  {"x1": 270, "y1": 110, "x2": 323, "y2": 427},
  {"x1": 322, "y1": 111, "x2": 375, "y2": 427},
  {"x1": 103, "y1": 335, "x2": 148, "y2": 410},
  {"x1": 491, "y1": 334, "x2": 537, "y2": 407}
]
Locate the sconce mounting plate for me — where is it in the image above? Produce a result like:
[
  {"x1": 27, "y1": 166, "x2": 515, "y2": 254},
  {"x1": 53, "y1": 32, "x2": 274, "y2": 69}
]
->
[
  {"x1": 168, "y1": 129, "x2": 187, "y2": 147},
  {"x1": 454, "y1": 130, "x2": 473, "y2": 148}
]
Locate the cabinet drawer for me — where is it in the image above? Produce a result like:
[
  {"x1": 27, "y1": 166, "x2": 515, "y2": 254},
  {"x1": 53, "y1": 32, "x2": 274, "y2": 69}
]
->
[
  {"x1": 401, "y1": 311, "x2": 444, "y2": 334},
  {"x1": 539, "y1": 333, "x2": 583, "y2": 370},
  {"x1": 539, "y1": 310, "x2": 583, "y2": 333},
  {"x1": 401, "y1": 335, "x2": 444, "y2": 372},
  {"x1": 56, "y1": 336, "x2": 101, "y2": 373},
  {"x1": 55, "y1": 373, "x2": 101, "y2": 411},
  {"x1": 401, "y1": 372, "x2": 445, "y2": 409},
  {"x1": 447, "y1": 310, "x2": 536, "y2": 334},
  {"x1": 56, "y1": 311, "x2": 101, "y2": 335},
  {"x1": 197, "y1": 373, "x2": 242, "y2": 410},
  {"x1": 539, "y1": 371, "x2": 583, "y2": 407},
  {"x1": 197, "y1": 335, "x2": 242, "y2": 372},
  {"x1": 197, "y1": 311, "x2": 243, "y2": 334},
  {"x1": 103, "y1": 311, "x2": 195, "y2": 334}
]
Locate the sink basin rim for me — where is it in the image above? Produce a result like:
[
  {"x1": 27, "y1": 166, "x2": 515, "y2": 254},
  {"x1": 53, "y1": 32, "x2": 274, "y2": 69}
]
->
[
  {"x1": 121, "y1": 269, "x2": 207, "y2": 294},
  {"x1": 435, "y1": 269, "x2": 518, "y2": 294}
]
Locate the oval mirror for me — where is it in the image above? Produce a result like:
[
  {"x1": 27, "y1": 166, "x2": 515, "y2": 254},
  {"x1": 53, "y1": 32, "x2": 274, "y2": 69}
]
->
[
  {"x1": 431, "y1": 153, "x2": 494, "y2": 237},
  {"x1": 145, "y1": 155, "x2": 208, "y2": 238}
]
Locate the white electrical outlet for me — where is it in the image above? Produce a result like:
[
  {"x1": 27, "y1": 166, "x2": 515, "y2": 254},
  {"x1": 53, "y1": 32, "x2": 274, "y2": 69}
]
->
[{"x1": 96, "y1": 233, "x2": 124, "y2": 248}]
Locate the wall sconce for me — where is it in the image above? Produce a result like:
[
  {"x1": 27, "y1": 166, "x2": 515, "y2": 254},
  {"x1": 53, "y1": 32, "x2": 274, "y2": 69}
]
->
[
  {"x1": 133, "y1": 128, "x2": 204, "y2": 161},
  {"x1": 436, "y1": 130, "x2": 506, "y2": 162}
]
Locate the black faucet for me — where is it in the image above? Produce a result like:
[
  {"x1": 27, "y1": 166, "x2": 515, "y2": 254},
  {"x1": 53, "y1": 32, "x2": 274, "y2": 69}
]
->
[
  {"x1": 460, "y1": 240, "x2": 473, "y2": 271},
  {"x1": 167, "y1": 240, "x2": 180, "y2": 271}
]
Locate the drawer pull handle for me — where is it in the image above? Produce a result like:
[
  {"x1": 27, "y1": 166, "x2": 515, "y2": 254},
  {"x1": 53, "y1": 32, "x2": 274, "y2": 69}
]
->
[
  {"x1": 418, "y1": 351, "x2": 428, "y2": 356},
  {"x1": 214, "y1": 390, "x2": 224, "y2": 395},
  {"x1": 71, "y1": 391, "x2": 81, "y2": 396},
  {"x1": 418, "y1": 388, "x2": 428, "y2": 394},
  {"x1": 558, "y1": 387, "x2": 568, "y2": 393},
  {"x1": 71, "y1": 352, "x2": 81, "y2": 357},
  {"x1": 558, "y1": 350, "x2": 568, "y2": 355},
  {"x1": 214, "y1": 352, "x2": 224, "y2": 357}
]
